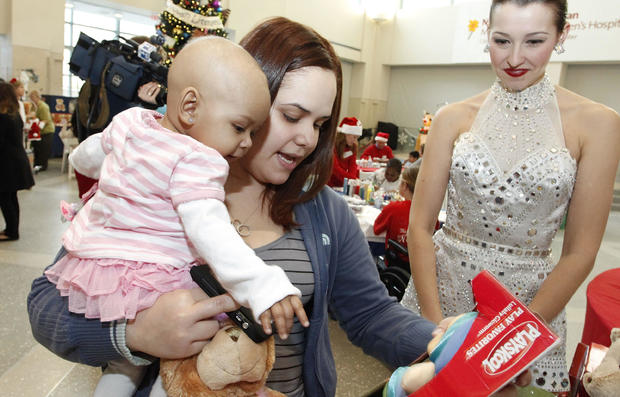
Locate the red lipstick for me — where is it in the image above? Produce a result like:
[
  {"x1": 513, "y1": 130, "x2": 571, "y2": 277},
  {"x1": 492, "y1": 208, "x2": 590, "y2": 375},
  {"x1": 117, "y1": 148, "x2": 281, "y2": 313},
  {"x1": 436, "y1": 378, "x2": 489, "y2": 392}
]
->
[{"x1": 504, "y1": 68, "x2": 528, "y2": 77}]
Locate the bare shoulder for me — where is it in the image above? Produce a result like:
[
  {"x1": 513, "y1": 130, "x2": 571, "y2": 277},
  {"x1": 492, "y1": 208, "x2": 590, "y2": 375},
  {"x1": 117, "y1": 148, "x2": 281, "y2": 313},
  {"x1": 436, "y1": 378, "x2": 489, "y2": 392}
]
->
[
  {"x1": 557, "y1": 86, "x2": 620, "y2": 141},
  {"x1": 431, "y1": 90, "x2": 489, "y2": 139}
]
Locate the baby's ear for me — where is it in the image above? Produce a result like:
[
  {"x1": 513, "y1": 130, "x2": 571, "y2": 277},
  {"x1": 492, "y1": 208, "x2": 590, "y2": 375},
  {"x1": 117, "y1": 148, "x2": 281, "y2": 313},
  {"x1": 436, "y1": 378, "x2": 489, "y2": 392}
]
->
[{"x1": 178, "y1": 87, "x2": 199, "y2": 127}]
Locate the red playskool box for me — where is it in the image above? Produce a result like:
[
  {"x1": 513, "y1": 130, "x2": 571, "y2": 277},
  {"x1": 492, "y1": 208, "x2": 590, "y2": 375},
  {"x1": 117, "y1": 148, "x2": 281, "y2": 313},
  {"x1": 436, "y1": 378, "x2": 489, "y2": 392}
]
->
[{"x1": 412, "y1": 270, "x2": 560, "y2": 396}]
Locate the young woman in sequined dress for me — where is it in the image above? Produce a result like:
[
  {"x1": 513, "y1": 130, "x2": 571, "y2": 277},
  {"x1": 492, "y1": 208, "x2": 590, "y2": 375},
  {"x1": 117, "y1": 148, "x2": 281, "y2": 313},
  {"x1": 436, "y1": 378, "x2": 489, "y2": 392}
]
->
[{"x1": 400, "y1": 0, "x2": 620, "y2": 393}]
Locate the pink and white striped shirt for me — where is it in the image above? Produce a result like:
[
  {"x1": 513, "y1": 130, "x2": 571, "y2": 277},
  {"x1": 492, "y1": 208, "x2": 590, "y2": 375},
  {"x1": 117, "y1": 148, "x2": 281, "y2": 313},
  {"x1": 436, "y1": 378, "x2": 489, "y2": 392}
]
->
[{"x1": 63, "y1": 108, "x2": 229, "y2": 268}]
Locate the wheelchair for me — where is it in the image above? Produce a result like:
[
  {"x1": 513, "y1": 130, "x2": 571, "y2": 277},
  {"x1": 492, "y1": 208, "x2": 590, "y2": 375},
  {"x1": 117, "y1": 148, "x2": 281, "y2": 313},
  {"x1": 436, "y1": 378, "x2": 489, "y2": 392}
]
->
[{"x1": 376, "y1": 239, "x2": 411, "y2": 302}]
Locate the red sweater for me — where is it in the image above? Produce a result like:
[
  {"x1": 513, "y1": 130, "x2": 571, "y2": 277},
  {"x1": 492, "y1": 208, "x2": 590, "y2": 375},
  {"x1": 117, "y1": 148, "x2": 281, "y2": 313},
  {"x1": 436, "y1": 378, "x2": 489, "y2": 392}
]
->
[
  {"x1": 328, "y1": 146, "x2": 359, "y2": 187},
  {"x1": 361, "y1": 144, "x2": 394, "y2": 160},
  {"x1": 373, "y1": 200, "x2": 411, "y2": 256}
]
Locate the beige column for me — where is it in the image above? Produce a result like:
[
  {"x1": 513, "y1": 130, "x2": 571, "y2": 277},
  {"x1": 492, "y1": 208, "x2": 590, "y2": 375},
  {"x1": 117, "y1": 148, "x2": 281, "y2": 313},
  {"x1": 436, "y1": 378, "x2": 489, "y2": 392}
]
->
[
  {"x1": 10, "y1": 0, "x2": 64, "y2": 95},
  {"x1": 348, "y1": 16, "x2": 395, "y2": 132}
]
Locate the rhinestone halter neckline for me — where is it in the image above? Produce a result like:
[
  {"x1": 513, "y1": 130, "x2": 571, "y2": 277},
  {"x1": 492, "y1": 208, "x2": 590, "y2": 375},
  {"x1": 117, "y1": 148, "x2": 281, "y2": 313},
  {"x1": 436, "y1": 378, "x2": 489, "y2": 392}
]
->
[{"x1": 491, "y1": 74, "x2": 556, "y2": 112}]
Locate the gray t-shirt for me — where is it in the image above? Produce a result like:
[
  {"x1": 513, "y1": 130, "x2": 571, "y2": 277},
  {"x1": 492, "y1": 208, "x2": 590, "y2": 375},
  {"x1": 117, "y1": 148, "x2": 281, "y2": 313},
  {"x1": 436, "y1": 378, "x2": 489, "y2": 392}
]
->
[{"x1": 257, "y1": 228, "x2": 314, "y2": 396}]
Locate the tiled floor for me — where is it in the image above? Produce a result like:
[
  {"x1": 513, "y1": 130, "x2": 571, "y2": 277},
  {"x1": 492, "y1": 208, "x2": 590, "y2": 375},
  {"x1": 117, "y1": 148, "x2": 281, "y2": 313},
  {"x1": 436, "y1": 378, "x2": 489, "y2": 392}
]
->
[{"x1": 1, "y1": 158, "x2": 618, "y2": 396}]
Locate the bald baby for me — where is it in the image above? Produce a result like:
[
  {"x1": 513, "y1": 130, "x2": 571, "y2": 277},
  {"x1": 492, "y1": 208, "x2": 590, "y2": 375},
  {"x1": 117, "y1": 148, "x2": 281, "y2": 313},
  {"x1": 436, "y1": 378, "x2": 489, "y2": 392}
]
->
[
  {"x1": 159, "y1": 36, "x2": 309, "y2": 339},
  {"x1": 160, "y1": 36, "x2": 270, "y2": 160}
]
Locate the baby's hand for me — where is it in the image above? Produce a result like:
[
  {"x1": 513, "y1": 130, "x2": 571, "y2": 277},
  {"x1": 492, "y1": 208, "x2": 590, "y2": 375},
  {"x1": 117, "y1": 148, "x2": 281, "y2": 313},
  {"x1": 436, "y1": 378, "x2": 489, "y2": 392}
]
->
[{"x1": 259, "y1": 295, "x2": 309, "y2": 340}]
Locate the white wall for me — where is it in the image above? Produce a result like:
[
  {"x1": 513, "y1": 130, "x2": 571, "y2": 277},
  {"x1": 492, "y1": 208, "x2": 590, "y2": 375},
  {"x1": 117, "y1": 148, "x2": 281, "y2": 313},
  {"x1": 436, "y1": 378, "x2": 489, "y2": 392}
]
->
[
  {"x1": 340, "y1": 60, "x2": 353, "y2": 119},
  {"x1": 388, "y1": 0, "x2": 620, "y2": 65},
  {"x1": 10, "y1": 0, "x2": 64, "y2": 94},
  {"x1": 226, "y1": 0, "x2": 365, "y2": 61},
  {"x1": 79, "y1": 0, "x2": 164, "y2": 14},
  {"x1": 564, "y1": 64, "x2": 620, "y2": 114},
  {"x1": 387, "y1": 62, "x2": 620, "y2": 180},
  {"x1": 386, "y1": 64, "x2": 495, "y2": 129},
  {"x1": 563, "y1": 63, "x2": 620, "y2": 182},
  {"x1": 0, "y1": 35, "x2": 11, "y2": 80},
  {"x1": 0, "y1": 0, "x2": 9, "y2": 35}
]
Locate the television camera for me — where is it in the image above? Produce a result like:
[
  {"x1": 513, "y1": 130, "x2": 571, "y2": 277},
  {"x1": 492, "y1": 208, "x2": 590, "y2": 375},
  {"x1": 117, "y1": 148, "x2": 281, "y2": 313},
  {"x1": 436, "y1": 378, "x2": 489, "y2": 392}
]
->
[
  {"x1": 70, "y1": 32, "x2": 168, "y2": 106},
  {"x1": 68, "y1": 32, "x2": 169, "y2": 140}
]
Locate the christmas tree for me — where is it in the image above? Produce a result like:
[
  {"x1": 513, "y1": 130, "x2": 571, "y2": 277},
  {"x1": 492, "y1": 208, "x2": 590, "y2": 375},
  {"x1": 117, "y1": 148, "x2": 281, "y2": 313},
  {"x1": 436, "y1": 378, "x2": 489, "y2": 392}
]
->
[{"x1": 156, "y1": 0, "x2": 231, "y2": 65}]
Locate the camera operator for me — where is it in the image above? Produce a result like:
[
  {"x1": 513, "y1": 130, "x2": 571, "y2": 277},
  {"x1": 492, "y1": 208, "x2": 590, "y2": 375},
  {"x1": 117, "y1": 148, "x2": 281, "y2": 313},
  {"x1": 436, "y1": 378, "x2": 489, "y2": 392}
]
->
[
  {"x1": 70, "y1": 33, "x2": 169, "y2": 196},
  {"x1": 136, "y1": 81, "x2": 163, "y2": 108},
  {"x1": 130, "y1": 36, "x2": 167, "y2": 109},
  {"x1": 71, "y1": 34, "x2": 168, "y2": 144}
]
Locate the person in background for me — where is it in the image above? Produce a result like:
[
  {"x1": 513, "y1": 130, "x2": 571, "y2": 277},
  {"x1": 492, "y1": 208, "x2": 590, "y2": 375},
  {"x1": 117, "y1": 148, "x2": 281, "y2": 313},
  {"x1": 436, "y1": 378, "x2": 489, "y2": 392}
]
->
[
  {"x1": 373, "y1": 158, "x2": 402, "y2": 193},
  {"x1": 9, "y1": 78, "x2": 26, "y2": 124},
  {"x1": 28, "y1": 90, "x2": 55, "y2": 173},
  {"x1": 411, "y1": 143, "x2": 424, "y2": 168},
  {"x1": 327, "y1": 116, "x2": 361, "y2": 187},
  {"x1": 0, "y1": 82, "x2": 34, "y2": 241},
  {"x1": 400, "y1": 0, "x2": 620, "y2": 393},
  {"x1": 360, "y1": 131, "x2": 394, "y2": 162},
  {"x1": 373, "y1": 166, "x2": 419, "y2": 265},
  {"x1": 403, "y1": 150, "x2": 420, "y2": 168}
]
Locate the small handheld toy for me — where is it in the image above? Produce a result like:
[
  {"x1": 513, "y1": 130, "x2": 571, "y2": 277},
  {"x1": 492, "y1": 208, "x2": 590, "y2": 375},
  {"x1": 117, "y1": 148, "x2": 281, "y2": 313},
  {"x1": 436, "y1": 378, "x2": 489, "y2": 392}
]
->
[{"x1": 384, "y1": 270, "x2": 560, "y2": 397}]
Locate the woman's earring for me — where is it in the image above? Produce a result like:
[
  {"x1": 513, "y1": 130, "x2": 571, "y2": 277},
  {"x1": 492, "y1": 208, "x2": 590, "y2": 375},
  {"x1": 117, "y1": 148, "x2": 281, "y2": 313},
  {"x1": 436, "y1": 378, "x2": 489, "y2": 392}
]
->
[
  {"x1": 188, "y1": 117, "x2": 194, "y2": 123},
  {"x1": 554, "y1": 43, "x2": 565, "y2": 54},
  {"x1": 483, "y1": 44, "x2": 490, "y2": 53}
]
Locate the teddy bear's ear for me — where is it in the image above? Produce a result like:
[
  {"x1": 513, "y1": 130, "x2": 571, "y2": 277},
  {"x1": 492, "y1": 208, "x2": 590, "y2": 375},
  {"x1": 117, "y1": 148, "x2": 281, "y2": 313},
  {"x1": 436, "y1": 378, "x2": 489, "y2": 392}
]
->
[{"x1": 610, "y1": 328, "x2": 620, "y2": 343}]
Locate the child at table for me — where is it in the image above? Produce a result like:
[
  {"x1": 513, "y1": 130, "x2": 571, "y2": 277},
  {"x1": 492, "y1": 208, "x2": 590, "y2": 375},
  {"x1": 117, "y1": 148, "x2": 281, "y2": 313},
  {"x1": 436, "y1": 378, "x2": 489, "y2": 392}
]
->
[
  {"x1": 403, "y1": 151, "x2": 420, "y2": 168},
  {"x1": 44, "y1": 37, "x2": 308, "y2": 397},
  {"x1": 373, "y1": 158, "x2": 402, "y2": 193},
  {"x1": 373, "y1": 166, "x2": 418, "y2": 265}
]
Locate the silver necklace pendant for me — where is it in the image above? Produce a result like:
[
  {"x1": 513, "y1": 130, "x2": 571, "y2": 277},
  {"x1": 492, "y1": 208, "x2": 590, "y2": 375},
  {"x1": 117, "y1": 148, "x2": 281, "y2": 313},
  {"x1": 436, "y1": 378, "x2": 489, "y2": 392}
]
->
[{"x1": 232, "y1": 219, "x2": 251, "y2": 237}]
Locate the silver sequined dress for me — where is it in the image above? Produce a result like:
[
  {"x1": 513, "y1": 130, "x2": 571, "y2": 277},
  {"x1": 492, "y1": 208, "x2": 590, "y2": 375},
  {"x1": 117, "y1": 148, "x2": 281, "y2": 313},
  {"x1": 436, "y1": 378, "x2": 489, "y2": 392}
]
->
[{"x1": 401, "y1": 75, "x2": 576, "y2": 392}]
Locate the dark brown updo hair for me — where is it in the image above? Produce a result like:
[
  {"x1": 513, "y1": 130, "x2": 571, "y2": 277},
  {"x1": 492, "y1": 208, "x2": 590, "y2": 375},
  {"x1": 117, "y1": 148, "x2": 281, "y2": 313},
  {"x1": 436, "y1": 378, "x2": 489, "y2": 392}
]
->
[
  {"x1": 490, "y1": 0, "x2": 568, "y2": 33},
  {"x1": 240, "y1": 17, "x2": 342, "y2": 228},
  {"x1": 0, "y1": 82, "x2": 19, "y2": 115}
]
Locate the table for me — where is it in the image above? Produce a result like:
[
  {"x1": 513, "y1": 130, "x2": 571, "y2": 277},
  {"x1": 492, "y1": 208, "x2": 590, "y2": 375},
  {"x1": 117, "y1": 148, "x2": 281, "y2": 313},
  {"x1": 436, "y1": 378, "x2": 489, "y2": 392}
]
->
[
  {"x1": 581, "y1": 268, "x2": 620, "y2": 347},
  {"x1": 353, "y1": 205, "x2": 384, "y2": 244}
]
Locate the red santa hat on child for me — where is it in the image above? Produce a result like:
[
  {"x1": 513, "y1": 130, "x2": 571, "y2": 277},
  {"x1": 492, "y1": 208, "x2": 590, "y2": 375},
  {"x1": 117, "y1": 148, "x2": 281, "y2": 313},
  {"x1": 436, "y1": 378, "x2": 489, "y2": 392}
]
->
[
  {"x1": 337, "y1": 117, "x2": 362, "y2": 136},
  {"x1": 375, "y1": 132, "x2": 389, "y2": 142}
]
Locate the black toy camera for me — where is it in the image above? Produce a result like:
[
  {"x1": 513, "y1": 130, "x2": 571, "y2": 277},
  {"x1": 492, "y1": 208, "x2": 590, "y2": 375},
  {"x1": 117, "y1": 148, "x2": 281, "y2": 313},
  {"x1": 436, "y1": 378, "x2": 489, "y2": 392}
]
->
[{"x1": 69, "y1": 32, "x2": 168, "y2": 106}]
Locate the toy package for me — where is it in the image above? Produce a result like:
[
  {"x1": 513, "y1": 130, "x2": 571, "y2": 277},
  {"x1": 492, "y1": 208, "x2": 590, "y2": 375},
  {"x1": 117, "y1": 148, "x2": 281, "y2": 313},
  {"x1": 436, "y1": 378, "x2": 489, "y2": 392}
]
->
[{"x1": 385, "y1": 270, "x2": 560, "y2": 397}]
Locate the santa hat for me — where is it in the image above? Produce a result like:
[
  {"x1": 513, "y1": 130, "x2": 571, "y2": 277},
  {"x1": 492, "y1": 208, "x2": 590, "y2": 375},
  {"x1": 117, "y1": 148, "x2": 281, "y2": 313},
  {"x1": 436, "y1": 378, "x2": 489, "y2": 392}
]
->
[
  {"x1": 375, "y1": 132, "x2": 389, "y2": 142},
  {"x1": 337, "y1": 117, "x2": 362, "y2": 136}
]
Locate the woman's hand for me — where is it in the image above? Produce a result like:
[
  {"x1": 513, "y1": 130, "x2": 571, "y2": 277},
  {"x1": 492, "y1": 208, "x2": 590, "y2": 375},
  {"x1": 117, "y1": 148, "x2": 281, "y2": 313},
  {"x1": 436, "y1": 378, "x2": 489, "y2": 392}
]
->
[{"x1": 125, "y1": 288, "x2": 239, "y2": 359}]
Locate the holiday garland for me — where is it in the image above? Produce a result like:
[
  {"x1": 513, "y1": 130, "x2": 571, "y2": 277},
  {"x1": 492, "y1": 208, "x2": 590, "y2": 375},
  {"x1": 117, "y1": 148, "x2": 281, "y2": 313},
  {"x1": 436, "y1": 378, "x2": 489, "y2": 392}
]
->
[{"x1": 156, "y1": 0, "x2": 230, "y2": 65}]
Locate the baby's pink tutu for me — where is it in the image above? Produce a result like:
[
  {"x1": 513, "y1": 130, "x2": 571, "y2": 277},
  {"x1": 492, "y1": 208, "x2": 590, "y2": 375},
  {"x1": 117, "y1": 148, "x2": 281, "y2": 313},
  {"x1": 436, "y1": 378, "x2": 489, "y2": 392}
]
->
[{"x1": 45, "y1": 254, "x2": 197, "y2": 322}]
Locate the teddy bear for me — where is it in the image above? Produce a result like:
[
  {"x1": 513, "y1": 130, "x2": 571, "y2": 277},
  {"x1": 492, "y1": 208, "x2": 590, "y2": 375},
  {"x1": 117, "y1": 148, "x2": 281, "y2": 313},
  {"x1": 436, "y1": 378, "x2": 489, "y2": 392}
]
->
[
  {"x1": 582, "y1": 328, "x2": 620, "y2": 397},
  {"x1": 160, "y1": 325, "x2": 285, "y2": 397}
]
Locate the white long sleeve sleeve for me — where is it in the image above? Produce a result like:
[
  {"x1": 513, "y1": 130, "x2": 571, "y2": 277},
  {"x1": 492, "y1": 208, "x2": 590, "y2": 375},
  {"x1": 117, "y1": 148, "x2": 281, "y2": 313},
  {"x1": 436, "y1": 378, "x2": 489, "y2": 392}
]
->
[
  {"x1": 68, "y1": 133, "x2": 106, "y2": 179},
  {"x1": 177, "y1": 199, "x2": 301, "y2": 322}
]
